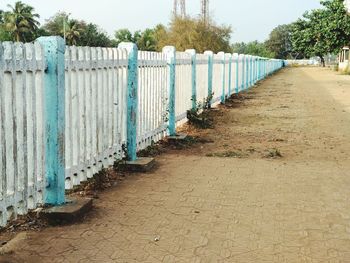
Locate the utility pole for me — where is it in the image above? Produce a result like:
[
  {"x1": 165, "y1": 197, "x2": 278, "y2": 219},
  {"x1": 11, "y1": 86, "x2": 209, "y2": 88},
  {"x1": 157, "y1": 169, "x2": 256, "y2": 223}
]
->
[
  {"x1": 180, "y1": 0, "x2": 186, "y2": 17},
  {"x1": 173, "y1": 0, "x2": 186, "y2": 17},
  {"x1": 63, "y1": 13, "x2": 71, "y2": 43},
  {"x1": 201, "y1": 0, "x2": 209, "y2": 23},
  {"x1": 173, "y1": 0, "x2": 178, "y2": 16}
]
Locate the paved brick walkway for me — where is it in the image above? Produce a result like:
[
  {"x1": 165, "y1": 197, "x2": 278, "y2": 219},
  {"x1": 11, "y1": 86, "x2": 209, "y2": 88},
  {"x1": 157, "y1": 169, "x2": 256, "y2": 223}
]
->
[{"x1": 2, "y1": 67, "x2": 350, "y2": 262}]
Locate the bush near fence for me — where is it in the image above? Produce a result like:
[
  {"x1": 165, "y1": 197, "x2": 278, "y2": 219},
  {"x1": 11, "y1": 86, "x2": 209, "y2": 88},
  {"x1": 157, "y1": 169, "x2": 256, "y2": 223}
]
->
[{"x1": 0, "y1": 36, "x2": 284, "y2": 226}]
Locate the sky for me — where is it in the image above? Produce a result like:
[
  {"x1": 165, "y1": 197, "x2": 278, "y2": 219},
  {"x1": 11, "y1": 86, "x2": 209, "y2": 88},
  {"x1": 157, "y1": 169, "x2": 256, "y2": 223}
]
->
[{"x1": 0, "y1": 0, "x2": 322, "y2": 43}]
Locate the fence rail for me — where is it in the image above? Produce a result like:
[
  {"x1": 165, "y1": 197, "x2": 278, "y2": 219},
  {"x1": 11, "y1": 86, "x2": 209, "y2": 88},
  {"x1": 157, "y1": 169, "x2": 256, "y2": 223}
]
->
[{"x1": 0, "y1": 37, "x2": 284, "y2": 226}]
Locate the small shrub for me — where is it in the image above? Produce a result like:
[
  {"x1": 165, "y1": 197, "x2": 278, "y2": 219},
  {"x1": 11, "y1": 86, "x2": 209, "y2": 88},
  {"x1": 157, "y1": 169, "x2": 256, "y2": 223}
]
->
[
  {"x1": 187, "y1": 93, "x2": 215, "y2": 129},
  {"x1": 264, "y1": 148, "x2": 282, "y2": 158}
]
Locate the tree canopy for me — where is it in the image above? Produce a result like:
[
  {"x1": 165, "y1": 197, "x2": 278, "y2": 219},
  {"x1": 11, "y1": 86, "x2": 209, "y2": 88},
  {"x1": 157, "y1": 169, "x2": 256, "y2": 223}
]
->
[
  {"x1": 265, "y1": 24, "x2": 293, "y2": 59},
  {"x1": 2, "y1": 1, "x2": 40, "y2": 42},
  {"x1": 232, "y1": 41, "x2": 274, "y2": 58},
  {"x1": 291, "y1": 0, "x2": 350, "y2": 65},
  {"x1": 158, "y1": 17, "x2": 232, "y2": 53},
  {"x1": 42, "y1": 12, "x2": 112, "y2": 46}
]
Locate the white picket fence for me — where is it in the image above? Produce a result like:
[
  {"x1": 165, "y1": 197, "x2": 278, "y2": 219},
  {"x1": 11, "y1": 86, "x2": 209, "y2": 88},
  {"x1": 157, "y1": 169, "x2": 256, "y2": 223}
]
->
[
  {"x1": 0, "y1": 42, "x2": 45, "y2": 224},
  {"x1": 0, "y1": 38, "x2": 284, "y2": 226},
  {"x1": 64, "y1": 46, "x2": 128, "y2": 189},
  {"x1": 196, "y1": 53, "x2": 209, "y2": 106},
  {"x1": 137, "y1": 51, "x2": 169, "y2": 150},
  {"x1": 175, "y1": 51, "x2": 192, "y2": 125}
]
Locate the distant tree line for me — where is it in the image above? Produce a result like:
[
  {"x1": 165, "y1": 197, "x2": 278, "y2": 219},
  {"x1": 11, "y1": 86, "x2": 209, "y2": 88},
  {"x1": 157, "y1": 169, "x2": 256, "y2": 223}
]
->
[
  {"x1": 1, "y1": 0, "x2": 349, "y2": 62},
  {"x1": 233, "y1": 0, "x2": 350, "y2": 65}
]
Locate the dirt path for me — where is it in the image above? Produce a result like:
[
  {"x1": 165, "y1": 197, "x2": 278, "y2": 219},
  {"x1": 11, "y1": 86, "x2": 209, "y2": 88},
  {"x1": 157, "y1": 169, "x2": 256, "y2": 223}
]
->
[{"x1": 2, "y1": 67, "x2": 350, "y2": 262}]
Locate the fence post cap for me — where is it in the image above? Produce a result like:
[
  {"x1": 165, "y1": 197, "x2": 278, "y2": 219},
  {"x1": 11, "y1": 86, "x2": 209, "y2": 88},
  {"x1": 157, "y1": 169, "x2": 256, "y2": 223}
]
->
[
  {"x1": 36, "y1": 36, "x2": 65, "y2": 53},
  {"x1": 204, "y1": 50, "x2": 214, "y2": 56},
  {"x1": 162, "y1": 46, "x2": 176, "y2": 54},
  {"x1": 185, "y1": 49, "x2": 196, "y2": 55},
  {"x1": 217, "y1": 51, "x2": 225, "y2": 56},
  {"x1": 118, "y1": 42, "x2": 138, "y2": 53},
  {"x1": 162, "y1": 46, "x2": 176, "y2": 64}
]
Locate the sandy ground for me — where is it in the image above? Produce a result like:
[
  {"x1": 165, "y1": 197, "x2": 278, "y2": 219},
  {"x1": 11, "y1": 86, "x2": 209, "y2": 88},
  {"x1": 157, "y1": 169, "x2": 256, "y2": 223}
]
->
[{"x1": 1, "y1": 67, "x2": 350, "y2": 262}]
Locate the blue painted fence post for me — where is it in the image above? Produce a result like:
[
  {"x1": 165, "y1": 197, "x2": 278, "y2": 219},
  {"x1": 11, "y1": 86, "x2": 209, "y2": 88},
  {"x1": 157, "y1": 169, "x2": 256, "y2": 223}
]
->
[
  {"x1": 186, "y1": 49, "x2": 197, "y2": 110},
  {"x1": 240, "y1": 54, "x2": 245, "y2": 91},
  {"x1": 163, "y1": 46, "x2": 176, "y2": 136},
  {"x1": 244, "y1": 55, "x2": 247, "y2": 89},
  {"x1": 253, "y1": 56, "x2": 256, "y2": 84},
  {"x1": 226, "y1": 53, "x2": 232, "y2": 97},
  {"x1": 246, "y1": 55, "x2": 250, "y2": 89},
  {"x1": 249, "y1": 55, "x2": 253, "y2": 87},
  {"x1": 119, "y1": 42, "x2": 139, "y2": 161},
  {"x1": 245, "y1": 55, "x2": 249, "y2": 90},
  {"x1": 256, "y1": 57, "x2": 259, "y2": 82},
  {"x1": 253, "y1": 56, "x2": 256, "y2": 83},
  {"x1": 233, "y1": 53, "x2": 239, "y2": 94},
  {"x1": 246, "y1": 55, "x2": 249, "y2": 89},
  {"x1": 244, "y1": 55, "x2": 248, "y2": 89},
  {"x1": 204, "y1": 51, "x2": 214, "y2": 107},
  {"x1": 218, "y1": 52, "x2": 225, "y2": 103},
  {"x1": 37, "y1": 36, "x2": 66, "y2": 205},
  {"x1": 262, "y1": 59, "x2": 264, "y2": 79}
]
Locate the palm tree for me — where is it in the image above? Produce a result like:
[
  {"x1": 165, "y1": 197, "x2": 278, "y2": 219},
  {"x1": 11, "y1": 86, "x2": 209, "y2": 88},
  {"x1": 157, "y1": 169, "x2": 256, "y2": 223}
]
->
[
  {"x1": 3, "y1": 1, "x2": 40, "y2": 42},
  {"x1": 64, "y1": 20, "x2": 81, "y2": 45}
]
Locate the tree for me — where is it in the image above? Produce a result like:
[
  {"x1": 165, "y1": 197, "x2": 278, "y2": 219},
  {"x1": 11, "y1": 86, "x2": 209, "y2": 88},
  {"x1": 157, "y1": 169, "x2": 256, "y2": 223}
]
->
[
  {"x1": 137, "y1": 28, "x2": 157, "y2": 51},
  {"x1": 113, "y1": 29, "x2": 141, "y2": 46},
  {"x1": 265, "y1": 24, "x2": 293, "y2": 59},
  {"x1": 2, "y1": 1, "x2": 40, "y2": 42},
  {"x1": 42, "y1": 12, "x2": 67, "y2": 37},
  {"x1": 78, "y1": 23, "x2": 111, "y2": 47},
  {"x1": 158, "y1": 17, "x2": 232, "y2": 53},
  {"x1": 0, "y1": 10, "x2": 4, "y2": 24},
  {"x1": 43, "y1": 13, "x2": 112, "y2": 46},
  {"x1": 291, "y1": 0, "x2": 350, "y2": 66},
  {"x1": 232, "y1": 41, "x2": 274, "y2": 58},
  {"x1": 0, "y1": 10, "x2": 12, "y2": 41},
  {"x1": 64, "y1": 20, "x2": 81, "y2": 46},
  {"x1": 153, "y1": 24, "x2": 168, "y2": 51}
]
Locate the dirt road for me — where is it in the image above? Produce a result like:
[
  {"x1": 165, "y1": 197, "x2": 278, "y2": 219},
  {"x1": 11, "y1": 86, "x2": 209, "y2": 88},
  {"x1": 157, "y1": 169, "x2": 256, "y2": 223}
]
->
[{"x1": 2, "y1": 67, "x2": 350, "y2": 262}]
